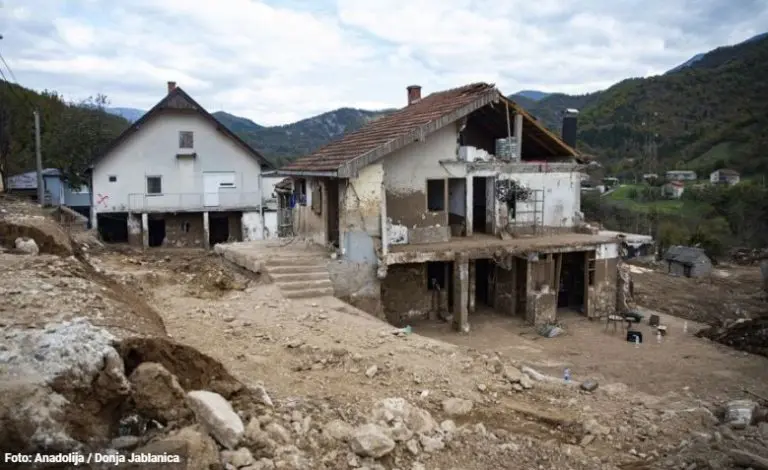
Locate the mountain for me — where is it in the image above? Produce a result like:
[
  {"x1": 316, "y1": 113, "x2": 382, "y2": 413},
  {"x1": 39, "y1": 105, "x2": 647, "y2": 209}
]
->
[
  {"x1": 211, "y1": 111, "x2": 263, "y2": 134},
  {"x1": 514, "y1": 90, "x2": 550, "y2": 101},
  {"x1": 105, "y1": 107, "x2": 144, "y2": 123},
  {"x1": 667, "y1": 32, "x2": 768, "y2": 73}
]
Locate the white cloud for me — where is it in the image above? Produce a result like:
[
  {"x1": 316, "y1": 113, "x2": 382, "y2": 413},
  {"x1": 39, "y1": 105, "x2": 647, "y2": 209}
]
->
[{"x1": 0, "y1": 0, "x2": 766, "y2": 126}]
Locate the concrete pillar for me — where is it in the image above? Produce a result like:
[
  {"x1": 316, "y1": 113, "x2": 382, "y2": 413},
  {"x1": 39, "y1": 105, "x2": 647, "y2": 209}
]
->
[
  {"x1": 126, "y1": 213, "x2": 141, "y2": 246},
  {"x1": 141, "y1": 213, "x2": 149, "y2": 249},
  {"x1": 452, "y1": 253, "x2": 470, "y2": 333},
  {"x1": 514, "y1": 113, "x2": 523, "y2": 160},
  {"x1": 203, "y1": 211, "x2": 210, "y2": 249},
  {"x1": 465, "y1": 176, "x2": 473, "y2": 236}
]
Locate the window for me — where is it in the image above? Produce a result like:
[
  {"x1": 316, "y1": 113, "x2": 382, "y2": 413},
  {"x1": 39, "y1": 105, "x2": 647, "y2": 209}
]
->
[
  {"x1": 427, "y1": 179, "x2": 445, "y2": 211},
  {"x1": 108, "y1": 176, "x2": 117, "y2": 183},
  {"x1": 179, "y1": 131, "x2": 194, "y2": 149},
  {"x1": 146, "y1": 176, "x2": 162, "y2": 195},
  {"x1": 294, "y1": 178, "x2": 307, "y2": 206}
]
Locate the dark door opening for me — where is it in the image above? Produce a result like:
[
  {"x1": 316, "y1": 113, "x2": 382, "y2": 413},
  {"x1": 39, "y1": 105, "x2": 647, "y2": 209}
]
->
[
  {"x1": 147, "y1": 218, "x2": 166, "y2": 247},
  {"x1": 97, "y1": 213, "x2": 128, "y2": 243},
  {"x1": 515, "y1": 257, "x2": 527, "y2": 316},
  {"x1": 326, "y1": 180, "x2": 340, "y2": 247},
  {"x1": 209, "y1": 215, "x2": 230, "y2": 246},
  {"x1": 448, "y1": 178, "x2": 467, "y2": 236},
  {"x1": 472, "y1": 177, "x2": 488, "y2": 233},
  {"x1": 475, "y1": 259, "x2": 494, "y2": 307},
  {"x1": 427, "y1": 261, "x2": 454, "y2": 317},
  {"x1": 558, "y1": 252, "x2": 586, "y2": 311}
]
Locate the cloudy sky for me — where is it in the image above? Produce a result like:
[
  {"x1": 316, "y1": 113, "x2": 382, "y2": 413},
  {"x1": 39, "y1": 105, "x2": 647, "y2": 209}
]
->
[{"x1": 1, "y1": 0, "x2": 766, "y2": 126}]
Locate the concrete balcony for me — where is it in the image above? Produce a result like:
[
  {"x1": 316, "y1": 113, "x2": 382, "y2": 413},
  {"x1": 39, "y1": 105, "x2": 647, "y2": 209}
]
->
[{"x1": 127, "y1": 192, "x2": 262, "y2": 213}]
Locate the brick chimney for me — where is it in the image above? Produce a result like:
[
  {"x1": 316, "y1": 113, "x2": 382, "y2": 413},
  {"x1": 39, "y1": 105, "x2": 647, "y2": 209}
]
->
[
  {"x1": 167, "y1": 81, "x2": 177, "y2": 94},
  {"x1": 407, "y1": 85, "x2": 422, "y2": 105}
]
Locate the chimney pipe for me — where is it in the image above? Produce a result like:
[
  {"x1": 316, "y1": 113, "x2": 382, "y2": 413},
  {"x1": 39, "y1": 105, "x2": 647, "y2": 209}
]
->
[
  {"x1": 407, "y1": 85, "x2": 422, "y2": 105},
  {"x1": 167, "y1": 81, "x2": 177, "y2": 94},
  {"x1": 561, "y1": 108, "x2": 579, "y2": 148}
]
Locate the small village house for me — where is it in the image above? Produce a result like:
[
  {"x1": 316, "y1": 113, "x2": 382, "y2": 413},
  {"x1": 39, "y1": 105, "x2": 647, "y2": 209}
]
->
[
  {"x1": 275, "y1": 83, "x2": 622, "y2": 330},
  {"x1": 663, "y1": 246, "x2": 712, "y2": 278},
  {"x1": 709, "y1": 168, "x2": 740, "y2": 186},
  {"x1": 6, "y1": 168, "x2": 91, "y2": 220},
  {"x1": 665, "y1": 170, "x2": 697, "y2": 181},
  {"x1": 662, "y1": 180, "x2": 684, "y2": 199},
  {"x1": 90, "y1": 82, "x2": 273, "y2": 248}
]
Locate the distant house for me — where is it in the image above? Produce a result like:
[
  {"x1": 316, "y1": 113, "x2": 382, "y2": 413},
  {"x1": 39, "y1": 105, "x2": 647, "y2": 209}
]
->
[
  {"x1": 666, "y1": 170, "x2": 697, "y2": 181},
  {"x1": 663, "y1": 246, "x2": 712, "y2": 278},
  {"x1": 90, "y1": 81, "x2": 273, "y2": 248},
  {"x1": 709, "y1": 168, "x2": 740, "y2": 186},
  {"x1": 662, "y1": 181, "x2": 684, "y2": 199},
  {"x1": 6, "y1": 168, "x2": 91, "y2": 218},
  {"x1": 642, "y1": 173, "x2": 658, "y2": 182},
  {"x1": 599, "y1": 230, "x2": 655, "y2": 261}
]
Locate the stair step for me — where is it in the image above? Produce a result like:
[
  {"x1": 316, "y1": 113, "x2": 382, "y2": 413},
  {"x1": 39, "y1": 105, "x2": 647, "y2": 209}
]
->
[
  {"x1": 278, "y1": 279, "x2": 332, "y2": 291},
  {"x1": 267, "y1": 264, "x2": 328, "y2": 275},
  {"x1": 270, "y1": 272, "x2": 329, "y2": 282},
  {"x1": 283, "y1": 287, "x2": 335, "y2": 299},
  {"x1": 265, "y1": 257, "x2": 328, "y2": 267}
]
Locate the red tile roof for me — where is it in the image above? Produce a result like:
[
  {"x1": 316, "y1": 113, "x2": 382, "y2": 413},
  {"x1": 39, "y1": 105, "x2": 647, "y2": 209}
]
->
[{"x1": 280, "y1": 82, "x2": 579, "y2": 176}]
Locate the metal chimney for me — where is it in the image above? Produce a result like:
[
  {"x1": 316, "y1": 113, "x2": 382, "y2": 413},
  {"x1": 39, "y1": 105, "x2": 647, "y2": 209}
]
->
[{"x1": 561, "y1": 108, "x2": 579, "y2": 148}]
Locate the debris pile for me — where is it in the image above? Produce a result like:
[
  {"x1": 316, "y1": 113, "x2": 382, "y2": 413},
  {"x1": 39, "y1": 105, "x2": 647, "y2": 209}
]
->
[{"x1": 697, "y1": 315, "x2": 768, "y2": 358}]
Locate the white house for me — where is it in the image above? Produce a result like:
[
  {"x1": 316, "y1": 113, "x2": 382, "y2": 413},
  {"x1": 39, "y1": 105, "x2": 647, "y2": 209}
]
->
[
  {"x1": 91, "y1": 82, "x2": 273, "y2": 248},
  {"x1": 275, "y1": 83, "x2": 621, "y2": 330},
  {"x1": 666, "y1": 170, "x2": 697, "y2": 181},
  {"x1": 710, "y1": 168, "x2": 740, "y2": 186}
]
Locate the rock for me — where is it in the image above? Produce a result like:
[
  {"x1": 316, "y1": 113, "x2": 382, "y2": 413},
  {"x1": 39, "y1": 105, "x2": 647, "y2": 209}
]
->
[
  {"x1": 519, "y1": 374, "x2": 534, "y2": 390},
  {"x1": 725, "y1": 399, "x2": 757, "y2": 430},
  {"x1": 129, "y1": 362, "x2": 190, "y2": 424},
  {"x1": 580, "y1": 380, "x2": 599, "y2": 392},
  {"x1": 502, "y1": 366, "x2": 523, "y2": 383},
  {"x1": 186, "y1": 390, "x2": 244, "y2": 449},
  {"x1": 583, "y1": 419, "x2": 610, "y2": 436},
  {"x1": 265, "y1": 422, "x2": 292, "y2": 444},
  {"x1": 406, "y1": 407, "x2": 437, "y2": 435},
  {"x1": 390, "y1": 421, "x2": 414, "y2": 442},
  {"x1": 254, "y1": 385, "x2": 274, "y2": 408},
  {"x1": 419, "y1": 434, "x2": 444, "y2": 453},
  {"x1": 222, "y1": 447, "x2": 255, "y2": 468},
  {"x1": 127, "y1": 425, "x2": 218, "y2": 470},
  {"x1": 442, "y1": 398, "x2": 474, "y2": 417},
  {"x1": 405, "y1": 438, "x2": 420, "y2": 455},
  {"x1": 110, "y1": 435, "x2": 141, "y2": 451},
  {"x1": 324, "y1": 419, "x2": 354, "y2": 441},
  {"x1": 365, "y1": 365, "x2": 379, "y2": 378},
  {"x1": 440, "y1": 420, "x2": 457, "y2": 434},
  {"x1": 243, "y1": 458, "x2": 275, "y2": 470},
  {"x1": 729, "y1": 449, "x2": 768, "y2": 470},
  {"x1": 371, "y1": 398, "x2": 436, "y2": 434},
  {"x1": 759, "y1": 422, "x2": 768, "y2": 439},
  {"x1": 580, "y1": 434, "x2": 596, "y2": 447},
  {"x1": 477, "y1": 383, "x2": 487, "y2": 392},
  {"x1": 349, "y1": 424, "x2": 396, "y2": 458},
  {"x1": 15, "y1": 237, "x2": 39, "y2": 255}
]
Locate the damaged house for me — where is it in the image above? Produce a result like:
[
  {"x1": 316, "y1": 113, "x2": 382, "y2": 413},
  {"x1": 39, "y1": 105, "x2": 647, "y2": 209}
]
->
[
  {"x1": 91, "y1": 82, "x2": 273, "y2": 248},
  {"x1": 275, "y1": 83, "x2": 621, "y2": 329}
]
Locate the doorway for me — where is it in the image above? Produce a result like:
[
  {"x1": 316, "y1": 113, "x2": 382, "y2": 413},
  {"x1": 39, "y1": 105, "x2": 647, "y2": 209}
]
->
[
  {"x1": 448, "y1": 178, "x2": 467, "y2": 236},
  {"x1": 472, "y1": 177, "x2": 488, "y2": 233},
  {"x1": 147, "y1": 217, "x2": 166, "y2": 247},
  {"x1": 326, "y1": 180, "x2": 339, "y2": 247},
  {"x1": 557, "y1": 252, "x2": 586, "y2": 311},
  {"x1": 209, "y1": 214, "x2": 230, "y2": 246},
  {"x1": 475, "y1": 259, "x2": 494, "y2": 307},
  {"x1": 515, "y1": 257, "x2": 527, "y2": 316}
]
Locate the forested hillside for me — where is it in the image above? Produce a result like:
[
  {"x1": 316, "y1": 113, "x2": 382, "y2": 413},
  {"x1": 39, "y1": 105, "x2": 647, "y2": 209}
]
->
[{"x1": 0, "y1": 82, "x2": 129, "y2": 188}]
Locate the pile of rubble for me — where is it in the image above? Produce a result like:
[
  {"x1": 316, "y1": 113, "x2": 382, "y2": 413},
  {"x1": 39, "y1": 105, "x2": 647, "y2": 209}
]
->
[{"x1": 697, "y1": 316, "x2": 768, "y2": 358}]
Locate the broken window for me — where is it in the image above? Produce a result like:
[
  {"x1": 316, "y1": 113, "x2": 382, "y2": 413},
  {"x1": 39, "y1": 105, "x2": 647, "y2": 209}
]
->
[
  {"x1": 427, "y1": 262, "x2": 447, "y2": 291},
  {"x1": 179, "y1": 131, "x2": 194, "y2": 149},
  {"x1": 146, "y1": 176, "x2": 162, "y2": 195},
  {"x1": 427, "y1": 179, "x2": 445, "y2": 212}
]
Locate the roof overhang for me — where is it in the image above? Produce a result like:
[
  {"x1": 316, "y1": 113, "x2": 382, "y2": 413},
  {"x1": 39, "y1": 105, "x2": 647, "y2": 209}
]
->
[{"x1": 272, "y1": 170, "x2": 339, "y2": 178}]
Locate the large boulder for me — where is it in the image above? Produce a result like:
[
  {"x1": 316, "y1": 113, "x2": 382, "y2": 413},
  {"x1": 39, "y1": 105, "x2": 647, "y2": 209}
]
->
[
  {"x1": 124, "y1": 425, "x2": 219, "y2": 470},
  {"x1": 186, "y1": 390, "x2": 244, "y2": 449},
  {"x1": 129, "y1": 362, "x2": 191, "y2": 425},
  {"x1": 441, "y1": 398, "x2": 474, "y2": 417},
  {"x1": 349, "y1": 424, "x2": 395, "y2": 458}
]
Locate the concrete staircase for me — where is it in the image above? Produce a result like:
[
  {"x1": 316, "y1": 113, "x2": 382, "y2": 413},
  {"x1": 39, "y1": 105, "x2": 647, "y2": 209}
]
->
[{"x1": 264, "y1": 253, "x2": 334, "y2": 299}]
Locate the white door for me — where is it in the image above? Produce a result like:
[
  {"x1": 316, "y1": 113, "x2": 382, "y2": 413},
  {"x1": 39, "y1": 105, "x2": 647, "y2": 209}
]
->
[{"x1": 203, "y1": 173, "x2": 220, "y2": 207}]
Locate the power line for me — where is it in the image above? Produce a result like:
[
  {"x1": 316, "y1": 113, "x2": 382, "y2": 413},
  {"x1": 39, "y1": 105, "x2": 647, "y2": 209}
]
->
[{"x1": 0, "y1": 50, "x2": 19, "y2": 84}]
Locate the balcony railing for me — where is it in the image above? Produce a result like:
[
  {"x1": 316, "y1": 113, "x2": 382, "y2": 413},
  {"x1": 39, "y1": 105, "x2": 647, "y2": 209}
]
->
[{"x1": 127, "y1": 192, "x2": 262, "y2": 212}]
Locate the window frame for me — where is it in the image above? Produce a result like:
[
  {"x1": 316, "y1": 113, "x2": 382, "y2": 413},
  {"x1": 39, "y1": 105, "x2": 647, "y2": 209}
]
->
[
  {"x1": 426, "y1": 178, "x2": 446, "y2": 212},
  {"x1": 146, "y1": 175, "x2": 163, "y2": 195},
  {"x1": 179, "y1": 131, "x2": 194, "y2": 149}
]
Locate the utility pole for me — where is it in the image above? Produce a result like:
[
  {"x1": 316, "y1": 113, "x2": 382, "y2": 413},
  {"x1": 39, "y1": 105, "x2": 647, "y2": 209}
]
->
[{"x1": 34, "y1": 109, "x2": 43, "y2": 205}]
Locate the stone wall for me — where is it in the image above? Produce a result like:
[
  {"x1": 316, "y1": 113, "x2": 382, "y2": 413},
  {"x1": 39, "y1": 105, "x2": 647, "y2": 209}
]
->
[
  {"x1": 381, "y1": 263, "x2": 432, "y2": 325},
  {"x1": 164, "y1": 213, "x2": 206, "y2": 247}
]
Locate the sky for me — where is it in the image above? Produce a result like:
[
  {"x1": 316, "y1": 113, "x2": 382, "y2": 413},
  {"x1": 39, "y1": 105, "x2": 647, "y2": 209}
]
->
[{"x1": 0, "y1": 0, "x2": 767, "y2": 126}]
